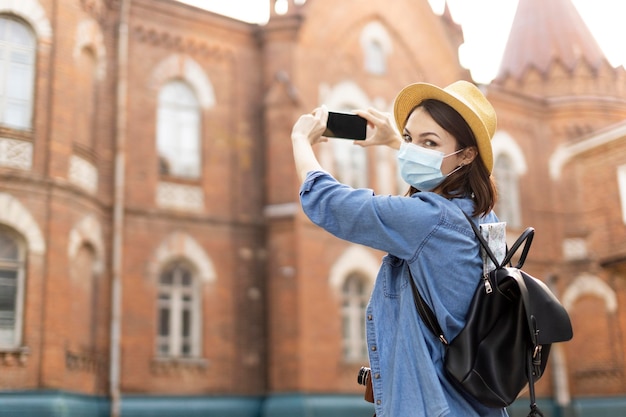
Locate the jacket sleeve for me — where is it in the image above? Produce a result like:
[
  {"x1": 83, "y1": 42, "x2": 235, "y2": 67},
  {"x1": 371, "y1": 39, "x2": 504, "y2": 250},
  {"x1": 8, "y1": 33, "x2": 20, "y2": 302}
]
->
[{"x1": 300, "y1": 171, "x2": 444, "y2": 259}]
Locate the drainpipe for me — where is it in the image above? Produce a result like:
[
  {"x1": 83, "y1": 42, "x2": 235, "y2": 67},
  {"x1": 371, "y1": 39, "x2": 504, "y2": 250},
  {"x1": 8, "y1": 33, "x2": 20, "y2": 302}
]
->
[
  {"x1": 547, "y1": 275, "x2": 572, "y2": 415},
  {"x1": 111, "y1": 0, "x2": 130, "y2": 416}
]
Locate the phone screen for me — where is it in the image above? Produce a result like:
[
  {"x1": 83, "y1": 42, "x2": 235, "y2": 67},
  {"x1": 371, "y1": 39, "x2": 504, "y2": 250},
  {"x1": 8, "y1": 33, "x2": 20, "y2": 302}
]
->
[{"x1": 323, "y1": 112, "x2": 367, "y2": 140}]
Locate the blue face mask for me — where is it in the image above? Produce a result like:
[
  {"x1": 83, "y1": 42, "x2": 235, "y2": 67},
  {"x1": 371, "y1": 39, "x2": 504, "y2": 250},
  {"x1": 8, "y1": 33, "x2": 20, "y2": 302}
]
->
[{"x1": 397, "y1": 142, "x2": 464, "y2": 191}]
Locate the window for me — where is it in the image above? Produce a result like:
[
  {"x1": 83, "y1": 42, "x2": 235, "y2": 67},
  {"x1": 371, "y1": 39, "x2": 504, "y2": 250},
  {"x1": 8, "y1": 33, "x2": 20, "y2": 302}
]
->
[
  {"x1": 0, "y1": 16, "x2": 36, "y2": 130},
  {"x1": 70, "y1": 244, "x2": 98, "y2": 349},
  {"x1": 342, "y1": 273, "x2": 368, "y2": 361},
  {"x1": 156, "y1": 80, "x2": 201, "y2": 179},
  {"x1": 493, "y1": 154, "x2": 521, "y2": 228},
  {"x1": 365, "y1": 40, "x2": 386, "y2": 75},
  {"x1": 360, "y1": 22, "x2": 391, "y2": 76},
  {"x1": 333, "y1": 139, "x2": 368, "y2": 188},
  {"x1": 331, "y1": 105, "x2": 368, "y2": 188},
  {"x1": 156, "y1": 262, "x2": 201, "y2": 358},
  {"x1": 0, "y1": 228, "x2": 25, "y2": 349}
]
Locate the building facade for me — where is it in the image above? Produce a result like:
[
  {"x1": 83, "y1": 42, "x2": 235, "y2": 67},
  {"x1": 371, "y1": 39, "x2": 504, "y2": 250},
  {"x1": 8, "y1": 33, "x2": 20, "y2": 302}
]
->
[{"x1": 0, "y1": 0, "x2": 625, "y2": 415}]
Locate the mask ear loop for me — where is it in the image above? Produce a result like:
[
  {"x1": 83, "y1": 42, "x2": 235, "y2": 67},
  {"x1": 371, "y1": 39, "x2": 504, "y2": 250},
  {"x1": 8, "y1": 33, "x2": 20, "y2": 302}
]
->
[
  {"x1": 442, "y1": 148, "x2": 467, "y2": 177},
  {"x1": 445, "y1": 164, "x2": 464, "y2": 177}
]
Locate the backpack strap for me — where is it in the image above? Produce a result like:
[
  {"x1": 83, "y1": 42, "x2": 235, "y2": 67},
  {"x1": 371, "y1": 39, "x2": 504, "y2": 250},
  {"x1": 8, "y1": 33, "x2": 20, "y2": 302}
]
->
[
  {"x1": 409, "y1": 214, "x2": 535, "y2": 346},
  {"x1": 408, "y1": 268, "x2": 448, "y2": 345},
  {"x1": 410, "y1": 212, "x2": 544, "y2": 416},
  {"x1": 408, "y1": 212, "x2": 494, "y2": 346},
  {"x1": 462, "y1": 212, "x2": 501, "y2": 268},
  {"x1": 501, "y1": 227, "x2": 534, "y2": 269},
  {"x1": 463, "y1": 212, "x2": 535, "y2": 269}
]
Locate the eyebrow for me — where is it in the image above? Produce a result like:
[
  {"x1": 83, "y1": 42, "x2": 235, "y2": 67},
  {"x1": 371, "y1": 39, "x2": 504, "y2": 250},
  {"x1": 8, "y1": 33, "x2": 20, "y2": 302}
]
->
[{"x1": 404, "y1": 127, "x2": 441, "y2": 139}]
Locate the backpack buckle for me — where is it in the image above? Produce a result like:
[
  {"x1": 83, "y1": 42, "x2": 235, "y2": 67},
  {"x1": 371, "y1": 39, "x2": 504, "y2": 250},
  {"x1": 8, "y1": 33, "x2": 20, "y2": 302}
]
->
[{"x1": 483, "y1": 275, "x2": 493, "y2": 294}]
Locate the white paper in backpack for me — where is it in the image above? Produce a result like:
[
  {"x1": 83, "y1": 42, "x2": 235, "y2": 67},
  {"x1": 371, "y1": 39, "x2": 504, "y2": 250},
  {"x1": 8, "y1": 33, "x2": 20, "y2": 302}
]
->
[{"x1": 479, "y1": 222, "x2": 506, "y2": 275}]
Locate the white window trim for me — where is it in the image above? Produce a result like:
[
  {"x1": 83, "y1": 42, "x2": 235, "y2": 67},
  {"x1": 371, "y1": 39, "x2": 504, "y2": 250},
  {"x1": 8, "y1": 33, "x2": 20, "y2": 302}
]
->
[
  {"x1": 156, "y1": 80, "x2": 202, "y2": 179},
  {"x1": 359, "y1": 21, "x2": 392, "y2": 75},
  {"x1": 156, "y1": 263, "x2": 202, "y2": 358},
  {"x1": 0, "y1": 230, "x2": 26, "y2": 350},
  {"x1": 341, "y1": 274, "x2": 368, "y2": 362},
  {"x1": 0, "y1": 16, "x2": 37, "y2": 130}
]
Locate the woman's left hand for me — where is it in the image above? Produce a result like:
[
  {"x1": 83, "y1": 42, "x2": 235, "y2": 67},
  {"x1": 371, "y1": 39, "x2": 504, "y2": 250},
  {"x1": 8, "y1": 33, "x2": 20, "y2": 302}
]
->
[
  {"x1": 291, "y1": 106, "x2": 329, "y2": 146},
  {"x1": 354, "y1": 108, "x2": 402, "y2": 150}
]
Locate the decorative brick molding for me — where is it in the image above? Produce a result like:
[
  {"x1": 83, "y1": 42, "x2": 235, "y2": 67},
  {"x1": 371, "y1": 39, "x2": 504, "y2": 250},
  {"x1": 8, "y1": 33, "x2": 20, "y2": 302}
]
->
[
  {"x1": 156, "y1": 182, "x2": 204, "y2": 212},
  {"x1": 80, "y1": 0, "x2": 106, "y2": 22},
  {"x1": 133, "y1": 25, "x2": 234, "y2": 61},
  {"x1": 0, "y1": 0, "x2": 52, "y2": 42},
  {"x1": 0, "y1": 347, "x2": 29, "y2": 366},
  {"x1": 562, "y1": 273, "x2": 617, "y2": 313},
  {"x1": 150, "y1": 357, "x2": 209, "y2": 376},
  {"x1": 150, "y1": 54, "x2": 215, "y2": 109},
  {"x1": 147, "y1": 231, "x2": 216, "y2": 284},
  {"x1": 65, "y1": 348, "x2": 107, "y2": 373},
  {"x1": 68, "y1": 214, "x2": 105, "y2": 274},
  {"x1": 0, "y1": 192, "x2": 45, "y2": 254},
  {"x1": 0, "y1": 138, "x2": 33, "y2": 170},
  {"x1": 69, "y1": 155, "x2": 98, "y2": 194},
  {"x1": 328, "y1": 245, "x2": 378, "y2": 295},
  {"x1": 74, "y1": 18, "x2": 107, "y2": 80},
  {"x1": 563, "y1": 237, "x2": 589, "y2": 261}
]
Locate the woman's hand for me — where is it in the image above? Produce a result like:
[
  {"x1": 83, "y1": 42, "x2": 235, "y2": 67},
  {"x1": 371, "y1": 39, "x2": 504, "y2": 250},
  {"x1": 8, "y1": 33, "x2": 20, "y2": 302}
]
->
[
  {"x1": 354, "y1": 108, "x2": 402, "y2": 150},
  {"x1": 291, "y1": 106, "x2": 329, "y2": 146},
  {"x1": 291, "y1": 107, "x2": 328, "y2": 183}
]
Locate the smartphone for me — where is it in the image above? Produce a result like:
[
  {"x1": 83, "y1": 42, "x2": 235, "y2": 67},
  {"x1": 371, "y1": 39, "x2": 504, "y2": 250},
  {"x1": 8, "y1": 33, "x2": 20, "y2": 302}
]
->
[{"x1": 323, "y1": 111, "x2": 367, "y2": 140}]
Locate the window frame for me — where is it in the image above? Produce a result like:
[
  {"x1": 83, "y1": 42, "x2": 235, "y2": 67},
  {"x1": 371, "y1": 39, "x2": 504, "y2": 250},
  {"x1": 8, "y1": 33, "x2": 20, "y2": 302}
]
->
[
  {"x1": 0, "y1": 227, "x2": 26, "y2": 350},
  {"x1": 364, "y1": 39, "x2": 386, "y2": 75},
  {"x1": 341, "y1": 272, "x2": 368, "y2": 362},
  {"x1": 156, "y1": 260, "x2": 202, "y2": 359},
  {"x1": 493, "y1": 153, "x2": 522, "y2": 228},
  {"x1": 156, "y1": 80, "x2": 202, "y2": 180},
  {"x1": 0, "y1": 15, "x2": 36, "y2": 131},
  {"x1": 330, "y1": 105, "x2": 369, "y2": 188}
]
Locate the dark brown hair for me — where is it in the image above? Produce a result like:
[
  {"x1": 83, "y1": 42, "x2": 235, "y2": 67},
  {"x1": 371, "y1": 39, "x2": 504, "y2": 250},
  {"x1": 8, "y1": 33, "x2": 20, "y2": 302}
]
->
[{"x1": 405, "y1": 99, "x2": 497, "y2": 217}]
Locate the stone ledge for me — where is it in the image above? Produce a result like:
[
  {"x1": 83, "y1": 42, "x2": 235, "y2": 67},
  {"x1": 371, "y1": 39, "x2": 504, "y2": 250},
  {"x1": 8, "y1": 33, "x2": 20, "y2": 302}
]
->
[
  {"x1": 150, "y1": 357, "x2": 209, "y2": 376},
  {"x1": 0, "y1": 346, "x2": 30, "y2": 366}
]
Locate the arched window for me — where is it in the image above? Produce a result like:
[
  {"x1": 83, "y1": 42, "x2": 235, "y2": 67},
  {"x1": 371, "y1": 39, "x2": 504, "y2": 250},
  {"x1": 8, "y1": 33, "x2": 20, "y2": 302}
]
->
[
  {"x1": 0, "y1": 16, "x2": 36, "y2": 130},
  {"x1": 493, "y1": 154, "x2": 521, "y2": 227},
  {"x1": 365, "y1": 40, "x2": 386, "y2": 75},
  {"x1": 342, "y1": 273, "x2": 368, "y2": 362},
  {"x1": 330, "y1": 104, "x2": 368, "y2": 188},
  {"x1": 156, "y1": 80, "x2": 201, "y2": 179},
  {"x1": 333, "y1": 138, "x2": 368, "y2": 188},
  {"x1": 322, "y1": 82, "x2": 371, "y2": 188},
  {"x1": 70, "y1": 243, "x2": 98, "y2": 349},
  {"x1": 0, "y1": 227, "x2": 26, "y2": 348},
  {"x1": 156, "y1": 261, "x2": 201, "y2": 358},
  {"x1": 563, "y1": 276, "x2": 623, "y2": 393},
  {"x1": 360, "y1": 22, "x2": 391, "y2": 76}
]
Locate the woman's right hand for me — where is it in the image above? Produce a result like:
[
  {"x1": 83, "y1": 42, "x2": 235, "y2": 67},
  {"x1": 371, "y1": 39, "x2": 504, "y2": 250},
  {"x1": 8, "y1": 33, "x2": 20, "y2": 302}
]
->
[
  {"x1": 291, "y1": 106, "x2": 329, "y2": 146},
  {"x1": 354, "y1": 108, "x2": 402, "y2": 150}
]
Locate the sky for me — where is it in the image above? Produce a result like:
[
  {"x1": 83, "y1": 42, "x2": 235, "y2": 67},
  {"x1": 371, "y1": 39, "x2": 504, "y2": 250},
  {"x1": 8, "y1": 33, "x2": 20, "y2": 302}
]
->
[{"x1": 176, "y1": 0, "x2": 626, "y2": 84}]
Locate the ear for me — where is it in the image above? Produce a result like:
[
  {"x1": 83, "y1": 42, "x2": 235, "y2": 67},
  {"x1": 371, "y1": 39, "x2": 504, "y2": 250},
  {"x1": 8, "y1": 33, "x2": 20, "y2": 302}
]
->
[{"x1": 460, "y1": 146, "x2": 478, "y2": 166}]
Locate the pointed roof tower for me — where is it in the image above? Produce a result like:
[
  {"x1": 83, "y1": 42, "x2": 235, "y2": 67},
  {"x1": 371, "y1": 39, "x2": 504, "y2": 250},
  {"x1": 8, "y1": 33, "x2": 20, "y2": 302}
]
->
[{"x1": 496, "y1": 0, "x2": 608, "y2": 81}]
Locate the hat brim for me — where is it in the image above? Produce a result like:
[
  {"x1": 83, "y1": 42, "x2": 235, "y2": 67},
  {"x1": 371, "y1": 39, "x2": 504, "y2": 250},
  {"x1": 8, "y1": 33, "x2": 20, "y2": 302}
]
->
[{"x1": 393, "y1": 83, "x2": 493, "y2": 173}]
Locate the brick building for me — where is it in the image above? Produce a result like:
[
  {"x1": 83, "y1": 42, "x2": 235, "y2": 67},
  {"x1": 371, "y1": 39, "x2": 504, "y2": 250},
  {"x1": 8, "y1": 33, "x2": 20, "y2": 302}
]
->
[{"x1": 0, "y1": 0, "x2": 625, "y2": 415}]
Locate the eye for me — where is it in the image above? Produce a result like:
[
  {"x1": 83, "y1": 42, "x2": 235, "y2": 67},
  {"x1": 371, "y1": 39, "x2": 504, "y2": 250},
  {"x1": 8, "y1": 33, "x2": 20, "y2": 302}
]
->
[
  {"x1": 402, "y1": 133, "x2": 412, "y2": 143},
  {"x1": 423, "y1": 139, "x2": 437, "y2": 147}
]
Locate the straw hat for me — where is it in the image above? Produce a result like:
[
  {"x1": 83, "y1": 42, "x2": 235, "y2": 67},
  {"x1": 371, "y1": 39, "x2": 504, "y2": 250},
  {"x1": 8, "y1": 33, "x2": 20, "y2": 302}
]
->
[{"x1": 393, "y1": 80, "x2": 497, "y2": 173}]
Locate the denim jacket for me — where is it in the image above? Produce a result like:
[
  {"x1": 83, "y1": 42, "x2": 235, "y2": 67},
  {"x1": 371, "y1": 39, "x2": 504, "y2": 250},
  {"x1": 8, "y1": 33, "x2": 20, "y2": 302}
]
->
[{"x1": 300, "y1": 171, "x2": 508, "y2": 417}]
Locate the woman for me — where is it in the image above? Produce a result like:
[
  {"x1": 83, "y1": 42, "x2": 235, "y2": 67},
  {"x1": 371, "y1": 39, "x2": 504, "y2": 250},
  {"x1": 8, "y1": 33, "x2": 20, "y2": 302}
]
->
[{"x1": 291, "y1": 80, "x2": 507, "y2": 417}]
